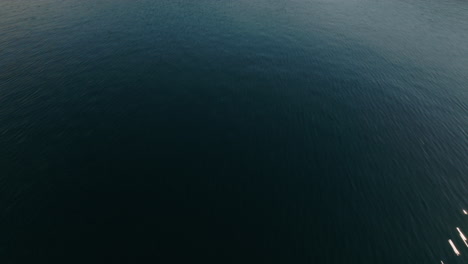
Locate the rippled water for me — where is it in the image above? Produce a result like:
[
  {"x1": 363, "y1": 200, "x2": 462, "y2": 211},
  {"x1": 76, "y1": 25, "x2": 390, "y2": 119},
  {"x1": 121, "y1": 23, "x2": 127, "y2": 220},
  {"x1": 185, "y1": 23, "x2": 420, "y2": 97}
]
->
[{"x1": 1, "y1": 0, "x2": 467, "y2": 263}]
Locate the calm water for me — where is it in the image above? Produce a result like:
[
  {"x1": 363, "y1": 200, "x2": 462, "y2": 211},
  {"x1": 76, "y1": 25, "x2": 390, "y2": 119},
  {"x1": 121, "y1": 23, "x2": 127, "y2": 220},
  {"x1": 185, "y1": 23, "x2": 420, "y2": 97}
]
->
[{"x1": 1, "y1": 0, "x2": 467, "y2": 263}]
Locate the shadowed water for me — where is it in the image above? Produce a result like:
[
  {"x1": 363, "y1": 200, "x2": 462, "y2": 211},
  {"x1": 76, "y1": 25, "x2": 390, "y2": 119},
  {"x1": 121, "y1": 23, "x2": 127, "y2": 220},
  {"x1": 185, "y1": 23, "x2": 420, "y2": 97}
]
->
[{"x1": 0, "y1": 0, "x2": 467, "y2": 263}]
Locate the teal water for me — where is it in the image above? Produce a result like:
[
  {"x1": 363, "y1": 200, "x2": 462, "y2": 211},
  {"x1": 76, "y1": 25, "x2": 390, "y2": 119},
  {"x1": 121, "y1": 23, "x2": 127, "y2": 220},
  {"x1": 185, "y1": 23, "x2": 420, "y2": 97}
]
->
[{"x1": 1, "y1": 0, "x2": 467, "y2": 263}]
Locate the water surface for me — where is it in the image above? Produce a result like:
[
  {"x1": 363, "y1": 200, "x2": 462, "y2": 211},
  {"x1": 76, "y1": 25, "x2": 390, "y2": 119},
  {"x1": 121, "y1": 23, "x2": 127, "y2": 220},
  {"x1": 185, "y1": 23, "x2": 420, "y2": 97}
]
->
[{"x1": 1, "y1": 0, "x2": 467, "y2": 263}]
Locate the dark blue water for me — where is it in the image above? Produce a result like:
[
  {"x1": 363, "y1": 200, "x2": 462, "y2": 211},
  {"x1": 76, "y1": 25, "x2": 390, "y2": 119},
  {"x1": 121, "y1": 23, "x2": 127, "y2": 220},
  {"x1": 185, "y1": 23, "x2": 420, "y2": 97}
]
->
[{"x1": 1, "y1": 0, "x2": 467, "y2": 263}]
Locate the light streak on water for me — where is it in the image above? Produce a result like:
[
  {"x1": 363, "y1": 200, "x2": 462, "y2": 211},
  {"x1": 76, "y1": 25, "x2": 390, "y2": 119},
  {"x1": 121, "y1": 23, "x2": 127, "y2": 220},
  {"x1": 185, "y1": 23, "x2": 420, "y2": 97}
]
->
[
  {"x1": 456, "y1": 227, "x2": 468, "y2": 247},
  {"x1": 448, "y1": 239, "x2": 460, "y2": 256}
]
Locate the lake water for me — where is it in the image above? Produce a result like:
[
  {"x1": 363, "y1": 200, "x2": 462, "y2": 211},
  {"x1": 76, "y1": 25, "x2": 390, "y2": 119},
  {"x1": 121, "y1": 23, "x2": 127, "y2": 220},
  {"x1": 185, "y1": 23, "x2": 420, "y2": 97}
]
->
[{"x1": 0, "y1": 0, "x2": 467, "y2": 263}]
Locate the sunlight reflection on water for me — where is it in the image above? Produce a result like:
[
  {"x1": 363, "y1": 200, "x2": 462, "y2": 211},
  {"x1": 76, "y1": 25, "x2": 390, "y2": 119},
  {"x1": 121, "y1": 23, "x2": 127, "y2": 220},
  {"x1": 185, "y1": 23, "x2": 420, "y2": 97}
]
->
[{"x1": 442, "y1": 210, "x2": 468, "y2": 263}]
